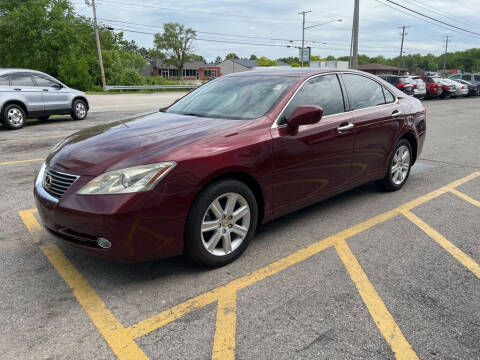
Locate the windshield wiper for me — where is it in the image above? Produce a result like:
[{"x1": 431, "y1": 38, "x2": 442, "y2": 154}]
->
[{"x1": 179, "y1": 112, "x2": 209, "y2": 118}]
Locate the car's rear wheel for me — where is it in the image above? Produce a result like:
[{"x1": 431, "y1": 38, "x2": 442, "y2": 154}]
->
[
  {"x1": 376, "y1": 139, "x2": 412, "y2": 191},
  {"x1": 71, "y1": 99, "x2": 88, "y2": 120},
  {"x1": 2, "y1": 104, "x2": 26, "y2": 130},
  {"x1": 185, "y1": 179, "x2": 258, "y2": 267}
]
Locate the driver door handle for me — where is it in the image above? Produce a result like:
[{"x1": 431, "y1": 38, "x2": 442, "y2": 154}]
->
[
  {"x1": 42, "y1": 89, "x2": 49, "y2": 92},
  {"x1": 392, "y1": 110, "x2": 403, "y2": 118},
  {"x1": 13, "y1": 88, "x2": 21, "y2": 91},
  {"x1": 337, "y1": 122, "x2": 355, "y2": 132}
]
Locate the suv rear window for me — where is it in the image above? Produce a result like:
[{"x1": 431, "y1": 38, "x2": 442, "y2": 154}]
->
[
  {"x1": 462, "y1": 75, "x2": 471, "y2": 81},
  {"x1": 474, "y1": 75, "x2": 480, "y2": 81},
  {"x1": 0, "y1": 75, "x2": 9, "y2": 86},
  {"x1": 10, "y1": 73, "x2": 35, "y2": 87}
]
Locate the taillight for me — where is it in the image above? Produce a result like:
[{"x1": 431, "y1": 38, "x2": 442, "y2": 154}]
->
[
  {"x1": 397, "y1": 83, "x2": 406, "y2": 88},
  {"x1": 413, "y1": 84, "x2": 417, "y2": 89}
]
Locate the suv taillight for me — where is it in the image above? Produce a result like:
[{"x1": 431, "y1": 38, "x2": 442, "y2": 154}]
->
[{"x1": 397, "y1": 83, "x2": 406, "y2": 88}]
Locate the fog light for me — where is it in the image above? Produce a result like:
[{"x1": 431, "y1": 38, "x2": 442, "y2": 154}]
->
[{"x1": 97, "y1": 238, "x2": 112, "y2": 249}]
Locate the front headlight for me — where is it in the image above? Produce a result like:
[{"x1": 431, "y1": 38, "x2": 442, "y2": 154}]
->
[{"x1": 77, "y1": 162, "x2": 176, "y2": 195}]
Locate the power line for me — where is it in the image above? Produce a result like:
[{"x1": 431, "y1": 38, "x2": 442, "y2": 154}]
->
[
  {"x1": 381, "y1": 0, "x2": 480, "y2": 37},
  {"x1": 95, "y1": 0, "x2": 336, "y2": 24}
]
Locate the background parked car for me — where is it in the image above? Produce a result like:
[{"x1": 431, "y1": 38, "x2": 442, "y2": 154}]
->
[
  {"x1": 423, "y1": 76, "x2": 443, "y2": 98},
  {"x1": 409, "y1": 76, "x2": 426, "y2": 99},
  {"x1": 457, "y1": 79, "x2": 479, "y2": 96},
  {"x1": 0, "y1": 69, "x2": 89, "y2": 130},
  {"x1": 378, "y1": 75, "x2": 415, "y2": 95},
  {"x1": 450, "y1": 73, "x2": 480, "y2": 86},
  {"x1": 442, "y1": 78, "x2": 468, "y2": 97}
]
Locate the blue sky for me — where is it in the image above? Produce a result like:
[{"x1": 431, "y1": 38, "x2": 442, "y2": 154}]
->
[{"x1": 73, "y1": 0, "x2": 480, "y2": 62}]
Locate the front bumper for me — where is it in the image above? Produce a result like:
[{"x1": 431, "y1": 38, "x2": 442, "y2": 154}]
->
[{"x1": 34, "y1": 170, "x2": 194, "y2": 262}]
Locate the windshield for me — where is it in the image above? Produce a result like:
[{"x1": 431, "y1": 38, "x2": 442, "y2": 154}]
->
[{"x1": 166, "y1": 76, "x2": 297, "y2": 120}]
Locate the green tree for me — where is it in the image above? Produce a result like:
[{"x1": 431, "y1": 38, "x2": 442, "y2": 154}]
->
[
  {"x1": 214, "y1": 56, "x2": 223, "y2": 64},
  {"x1": 257, "y1": 57, "x2": 277, "y2": 66},
  {"x1": 153, "y1": 23, "x2": 196, "y2": 79},
  {"x1": 225, "y1": 53, "x2": 239, "y2": 60},
  {"x1": 249, "y1": 54, "x2": 257, "y2": 60}
]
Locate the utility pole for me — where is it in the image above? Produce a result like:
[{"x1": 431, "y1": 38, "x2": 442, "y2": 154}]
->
[
  {"x1": 398, "y1": 25, "x2": 409, "y2": 75},
  {"x1": 87, "y1": 0, "x2": 107, "y2": 92},
  {"x1": 298, "y1": 10, "x2": 311, "y2": 67},
  {"x1": 443, "y1": 35, "x2": 452, "y2": 71},
  {"x1": 351, "y1": 0, "x2": 360, "y2": 69}
]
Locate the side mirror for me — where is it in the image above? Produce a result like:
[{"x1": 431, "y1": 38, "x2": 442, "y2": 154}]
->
[
  {"x1": 53, "y1": 83, "x2": 63, "y2": 89},
  {"x1": 287, "y1": 105, "x2": 323, "y2": 134}
]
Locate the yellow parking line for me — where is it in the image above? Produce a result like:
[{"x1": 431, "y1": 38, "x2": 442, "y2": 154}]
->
[
  {"x1": 401, "y1": 210, "x2": 480, "y2": 279},
  {"x1": 18, "y1": 171, "x2": 480, "y2": 360},
  {"x1": 335, "y1": 239, "x2": 419, "y2": 360},
  {"x1": 212, "y1": 292, "x2": 237, "y2": 360},
  {"x1": 18, "y1": 209, "x2": 42, "y2": 242},
  {"x1": 19, "y1": 214, "x2": 148, "y2": 360},
  {"x1": 449, "y1": 188, "x2": 480, "y2": 208},
  {"x1": 0, "y1": 158, "x2": 43, "y2": 166}
]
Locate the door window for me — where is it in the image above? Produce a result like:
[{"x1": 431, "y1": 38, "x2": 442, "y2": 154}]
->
[
  {"x1": 10, "y1": 73, "x2": 35, "y2": 87},
  {"x1": 383, "y1": 88, "x2": 395, "y2": 103},
  {"x1": 34, "y1": 76, "x2": 58, "y2": 88},
  {"x1": 342, "y1": 74, "x2": 386, "y2": 110},
  {"x1": 0, "y1": 75, "x2": 9, "y2": 85},
  {"x1": 280, "y1": 74, "x2": 345, "y2": 125}
]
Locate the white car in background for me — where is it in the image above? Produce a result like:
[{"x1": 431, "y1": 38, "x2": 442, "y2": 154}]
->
[
  {"x1": 409, "y1": 76, "x2": 427, "y2": 99},
  {"x1": 442, "y1": 78, "x2": 468, "y2": 97}
]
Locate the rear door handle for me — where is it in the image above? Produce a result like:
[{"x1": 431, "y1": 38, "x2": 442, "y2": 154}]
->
[
  {"x1": 392, "y1": 110, "x2": 403, "y2": 118},
  {"x1": 337, "y1": 123, "x2": 354, "y2": 132},
  {"x1": 13, "y1": 88, "x2": 21, "y2": 91},
  {"x1": 42, "y1": 89, "x2": 49, "y2": 92}
]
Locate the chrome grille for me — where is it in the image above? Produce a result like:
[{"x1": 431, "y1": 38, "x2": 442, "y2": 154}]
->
[{"x1": 43, "y1": 167, "x2": 79, "y2": 198}]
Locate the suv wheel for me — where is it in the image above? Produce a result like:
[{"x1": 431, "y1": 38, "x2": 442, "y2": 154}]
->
[
  {"x1": 71, "y1": 99, "x2": 88, "y2": 120},
  {"x1": 185, "y1": 179, "x2": 258, "y2": 267},
  {"x1": 376, "y1": 139, "x2": 412, "y2": 191},
  {"x1": 2, "y1": 104, "x2": 26, "y2": 130}
]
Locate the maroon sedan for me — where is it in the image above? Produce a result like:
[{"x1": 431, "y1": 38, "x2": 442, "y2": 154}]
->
[{"x1": 34, "y1": 69, "x2": 426, "y2": 266}]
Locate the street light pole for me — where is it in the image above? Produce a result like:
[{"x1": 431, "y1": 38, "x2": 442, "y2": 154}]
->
[
  {"x1": 298, "y1": 10, "x2": 311, "y2": 67},
  {"x1": 88, "y1": 0, "x2": 107, "y2": 92},
  {"x1": 351, "y1": 0, "x2": 360, "y2": 69}
]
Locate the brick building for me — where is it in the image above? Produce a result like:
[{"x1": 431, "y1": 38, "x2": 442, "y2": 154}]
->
[{"x1": 145, "y1": 60, "x2": 221, "y2": 80}]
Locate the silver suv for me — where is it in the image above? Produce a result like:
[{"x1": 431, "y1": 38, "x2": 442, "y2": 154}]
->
[{"x1": 0, "y1": 69, "x2": 89, "y2": 130}]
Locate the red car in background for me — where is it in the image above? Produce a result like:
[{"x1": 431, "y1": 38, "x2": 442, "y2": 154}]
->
[
  {"x1": 34, "y1": 69, "x2": 426, "y2": 266},
  {"x1": 423, "y1": 76, "x2": 444, "y2": 98}
]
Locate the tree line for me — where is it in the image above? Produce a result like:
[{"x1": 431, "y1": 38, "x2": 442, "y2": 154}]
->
[{"x1": 1, "y1": 0, "x2": 479, "y2": 91}]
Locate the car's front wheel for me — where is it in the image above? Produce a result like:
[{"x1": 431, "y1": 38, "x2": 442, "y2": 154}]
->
[
  {"x1": 185, "y1": 179, "x2": 258, "y2": 267},
  {"x1": 2, "y1": 104, "x2": 26, "y2": 130},
  {"x1": 376, "y1": 139, "x2": 412, "y2": 191},
  {"x1": 71, "y1": 99, "x2": 88, "y2": 120}
]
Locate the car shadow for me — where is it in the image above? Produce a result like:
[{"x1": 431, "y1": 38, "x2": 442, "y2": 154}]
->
[{"x1": 55, "y1": 181, "x2": 380, "y2": 283}]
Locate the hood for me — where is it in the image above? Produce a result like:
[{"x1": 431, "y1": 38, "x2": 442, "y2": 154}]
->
[{"x1": 47, "y1": 112, "x2": 242, "y2": 175}]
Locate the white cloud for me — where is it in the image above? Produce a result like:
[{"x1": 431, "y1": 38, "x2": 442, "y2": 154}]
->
[{"x1": 75, "y1": 0, "x2": 480, "y2": 61}]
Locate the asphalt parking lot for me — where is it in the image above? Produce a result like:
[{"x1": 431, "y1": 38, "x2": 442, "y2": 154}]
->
[{"x1": 0, "y1": 94, "x2": 479, "y2": 360}]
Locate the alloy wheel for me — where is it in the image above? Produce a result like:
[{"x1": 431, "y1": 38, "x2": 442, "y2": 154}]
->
[
  {"x1": 76, "y1": 102, "x2": 86, "y2": 118},
  {"x1": 201, "y1": 192, "x2": 251, "y2": 256},
  {"x1": 7, "y1": 108, "x2": 24, "y2": 126},
  {"x1": 391, "y1": 145, "x2": 410, "y2": 185}
]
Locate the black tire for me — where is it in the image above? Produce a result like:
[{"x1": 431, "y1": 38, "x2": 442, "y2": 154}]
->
[
  {"x1": 375, "y1": 139, "x2": 413, "y2": 192},
  {"x1": 38, "y1": 116, "x2": 49, "y2": 122},
  {"x1": 2, "y1": 104, "x2": 26, "y2": 130},
  {"x1": 71, "y1": 99, "x2": 88, "y2": 120},
  {"x1": 185, "y1": 179, "x2": 258, "y2": 267}
]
